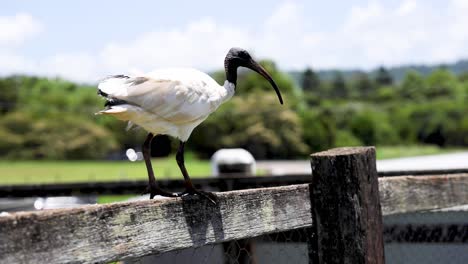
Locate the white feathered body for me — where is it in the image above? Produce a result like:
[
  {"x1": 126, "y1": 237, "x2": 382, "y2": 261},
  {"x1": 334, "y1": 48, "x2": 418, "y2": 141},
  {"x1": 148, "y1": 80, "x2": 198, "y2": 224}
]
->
[{"x1": 98, "y1": 68, "x2": 235, "y2": 141}]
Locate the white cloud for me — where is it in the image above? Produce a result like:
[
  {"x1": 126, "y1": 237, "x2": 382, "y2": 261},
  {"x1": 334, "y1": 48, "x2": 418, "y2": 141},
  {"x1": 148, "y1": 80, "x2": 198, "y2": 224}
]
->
[
  {"x1": 337, "y1": 0, "x2": 429, "y2": 66},
  {"x1": 273, "y1": 0, "x2": 468, "y2": 69},
  {"x1": 4, "y1": 1, "x2": 468, "y2": 82},
  {"x1": 0, "y1": 51, "x2": 101, "y2": 83},
  {"x1": 37, "y1": 53, "x2": 100, "y2": 83},
  {"x1": 0, "y1": 52, "x2": 35, "y2": 73},
  {"x1": 265, "y1": 1, "x2": 301, "y2": 29},
  {"x1": 337, "y1": 0, "x2": 468, "y2": 66},
  {"x1": 99, "y1": 18, "x2": 250, "y2": 74},
  {"x1": 347, "y1": 2, "x2": 383, "y2": 29},
  {"x1": 0, "y1": 13, "x2": 43, "y2": 46},
  {"x1": 397, "y1": 0, "x2": 418, "y2": 15}
]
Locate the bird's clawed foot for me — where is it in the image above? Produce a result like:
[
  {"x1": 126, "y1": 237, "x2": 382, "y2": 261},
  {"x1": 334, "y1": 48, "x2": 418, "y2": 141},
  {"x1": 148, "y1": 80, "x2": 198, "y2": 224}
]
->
[
  {"x1": 143, "y1": 184, "x2": 178, "y2": 199},
  {"x1": 179, "y1": 187, "x2": 217, "y2": 204}
]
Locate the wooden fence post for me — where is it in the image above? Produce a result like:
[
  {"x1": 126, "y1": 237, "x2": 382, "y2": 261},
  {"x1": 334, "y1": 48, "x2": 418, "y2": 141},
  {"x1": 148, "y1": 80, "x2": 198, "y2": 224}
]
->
[{"x1": 309, "y1": 147, "x2": 385, "y2": 264}]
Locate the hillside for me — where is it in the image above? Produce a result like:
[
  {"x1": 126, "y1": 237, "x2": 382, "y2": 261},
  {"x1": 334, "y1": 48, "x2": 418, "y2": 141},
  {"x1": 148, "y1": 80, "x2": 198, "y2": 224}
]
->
[{"x1": 289, "y1": 59, "x2": 468, "y2": 84}]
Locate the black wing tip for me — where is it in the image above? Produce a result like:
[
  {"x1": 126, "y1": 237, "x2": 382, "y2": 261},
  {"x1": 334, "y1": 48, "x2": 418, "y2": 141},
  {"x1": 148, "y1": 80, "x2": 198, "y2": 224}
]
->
[
  {"x1": 98, "y1": 89, "x2": 128, "y2": 107},
  {"x1": 110, "y1": 74, "x2": 130, "y2": 79},
  {"x1": 97, "y1": 89, "x2": 109, "y2": 97},
  {"x1": 104, "y1": 98, "x2": 128, "y2": 107},
  {"x1": 99, "y1": 74, "x2": 130, "y2": 84}
]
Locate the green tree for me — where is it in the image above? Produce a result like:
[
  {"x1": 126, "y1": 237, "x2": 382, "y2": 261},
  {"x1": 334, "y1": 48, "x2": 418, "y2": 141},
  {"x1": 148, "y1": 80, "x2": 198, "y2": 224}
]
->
[
  {"x1": 95, "y1": 115, "x2": 149, "y2": 150},
  {"x1": 375, "y1": 66, "x2": 393, "y2": 86},
  {"x1": 191, "y1": 91, "x2": 308, "y2": 159},
  {"x1": 0, "y1": 76, "x2": 20, "y2": 114},
  {"x1": 374, "y1": 86, "x2": 397, "y2": 102},
  {"x1": 349, "y1": 109, "x2": 398, "y2": 146},
  {"x1": 392, "y1": 100, "x2": 467, "y2": 147},
  {"x1": 301, "y1": 67, "x2": 320, "y2": 92},
  {"x1": 425, "y1": 69, "x2": 458, "y2": 98},
  {"x1": 457, "y1": 71, "x2": 468, "y2": 82},
  {"x1": 301, "y1": 109, "x2": 336, "y2": 152},
  {"x1": 352, "y1": 72, "x2": 374, "y2": 99},
  {"x1": 330, "y1": 72, "x2": 348, "y2": 98},
  {"x1": 237, "y1": 60, "x2": 297, "y2": 97},
  {"x1": 334, "y1": 131, "x2": 362, "y2": 147},
  {"x1": 0, "y1": 112, "x2": 118, "y2": 159},
  {"x1": 211, "y1": 60, "x2": 299, "y2": 106},
  {"x1": 399, "y1": 70, "x2": 426, "y2": 100}
]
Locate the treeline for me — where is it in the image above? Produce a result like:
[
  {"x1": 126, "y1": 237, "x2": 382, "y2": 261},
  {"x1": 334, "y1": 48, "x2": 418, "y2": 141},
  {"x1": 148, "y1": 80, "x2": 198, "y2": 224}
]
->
[
  {"x1": 0, "y1": 61, "x2": 467, "y2": 160},
  {"x1": 299, "y1": 67, "x2": 468, "y2": 151}
]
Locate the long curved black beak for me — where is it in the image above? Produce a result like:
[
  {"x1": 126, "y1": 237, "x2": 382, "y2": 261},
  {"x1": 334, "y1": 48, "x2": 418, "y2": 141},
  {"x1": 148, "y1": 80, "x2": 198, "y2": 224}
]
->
[{"x1": 246, "y1": 60, "x2": 284, "y2": 104}]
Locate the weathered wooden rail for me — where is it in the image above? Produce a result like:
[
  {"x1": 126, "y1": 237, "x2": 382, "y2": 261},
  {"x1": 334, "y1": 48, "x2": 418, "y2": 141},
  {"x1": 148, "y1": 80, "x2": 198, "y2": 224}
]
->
[
  {"x1": 1, "y1": 147, "x2": 467, "y2": 263},
  {"x1": 1, "y1": 185, "x2": 312, "y2": 263}
]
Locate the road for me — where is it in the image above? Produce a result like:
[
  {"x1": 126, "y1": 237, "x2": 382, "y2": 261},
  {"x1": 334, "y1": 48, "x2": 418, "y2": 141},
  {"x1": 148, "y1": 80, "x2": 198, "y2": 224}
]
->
[{"x1": 256, "y1": 152, "x2": 468, "y2": 175}]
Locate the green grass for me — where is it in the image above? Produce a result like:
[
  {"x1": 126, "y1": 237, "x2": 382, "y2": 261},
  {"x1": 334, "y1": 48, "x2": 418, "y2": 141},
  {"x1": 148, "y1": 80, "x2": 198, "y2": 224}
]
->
[
  {"x1": 0, "y1": 155, "x2": 210, "y2": 185},
  {"x1": 375, "y1": 145, "x2": 464, "y2": 160},
  {"x1": 97, "y1": 195, "x2": 136, "y2": 204},
  {"x1": 0, "y1": 145, "x2": 465, "y2": 186}
]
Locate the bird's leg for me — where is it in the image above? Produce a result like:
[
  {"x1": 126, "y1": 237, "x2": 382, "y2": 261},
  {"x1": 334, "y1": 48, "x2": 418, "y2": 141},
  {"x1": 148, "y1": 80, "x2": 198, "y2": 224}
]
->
[
  {"x1": 142, "y1": 133, "x2": 177, "y2": 199},
  {"x1": 176, "y1": 141, "x2": 216, "y2": 204}
]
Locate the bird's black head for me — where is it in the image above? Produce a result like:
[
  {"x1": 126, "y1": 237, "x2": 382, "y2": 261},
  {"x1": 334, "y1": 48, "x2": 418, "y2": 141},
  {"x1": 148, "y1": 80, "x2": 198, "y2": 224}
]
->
[{"x1": 224, "y1": 47, "x2": 283, "y2": 104}]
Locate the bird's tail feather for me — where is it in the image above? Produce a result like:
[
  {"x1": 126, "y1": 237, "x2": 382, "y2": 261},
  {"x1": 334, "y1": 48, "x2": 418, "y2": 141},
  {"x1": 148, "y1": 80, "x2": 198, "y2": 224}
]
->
[
  {"x1": 98, "y1": 75, "x2": 131, "y2": 97},
  {"x1": 96, "y1": 106, "x2": 131, "y2": 121}
]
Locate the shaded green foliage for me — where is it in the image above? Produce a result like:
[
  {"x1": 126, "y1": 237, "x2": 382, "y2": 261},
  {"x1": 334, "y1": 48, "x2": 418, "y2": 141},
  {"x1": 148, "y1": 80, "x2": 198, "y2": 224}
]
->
[
  {"x1": 289, "y1": 59, "x2": 468, "y2": 83},
  {"x1": 237, "y1": 60, "x2": 297, "y2": 96},
  {"x1": 0, "y1": 76, "x2": 20, "y2": 113},
  {"x1": 0, "y1": 76, "x2": 117, "y2": 160},
  {"x1": 424, "y1": 69, "x2": 459, "y2": 98},
  {"x1": 191, "y1": 92, "x2": 308, "y2": 159},
  {"x1": 0, "y1": 112, "x2": 117, "y2": 159},
  {"x1": 391, "y1": 100, "x2": 468, "y2": 147},
  {"x1": 350, "y1": 72, "x2": 374, "y2": 99},
  {"x1": 300, "y1": 67, "x2": 468, "y2": 152},
  {"x1": 349, "y1": 109, "x2": 398, "y2": 145},
  {"x1": 0, "y1": 59, "x2": 467, "y2": 160},
  {"x1": 375, "y1": 66, "x2": 393, "y2": 86},
  {"x1": 302, "y1": 68, "x2": 320, "y2": 93},
  {"x1": 300, "y1": 108, "x2": 336, "y2": 152},
  {"x1": 399, "y1": 70, "x2": 426, "y2": 100},
  {"x1": 330, "y1": 72, "x2": 348, "y2": 98}
]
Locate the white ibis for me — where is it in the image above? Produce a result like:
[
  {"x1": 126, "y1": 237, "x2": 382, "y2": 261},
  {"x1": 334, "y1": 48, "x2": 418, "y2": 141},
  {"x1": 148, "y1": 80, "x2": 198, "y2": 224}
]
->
[{"x1": 97, "y1": 47, "x2": 283, "y2": 202}]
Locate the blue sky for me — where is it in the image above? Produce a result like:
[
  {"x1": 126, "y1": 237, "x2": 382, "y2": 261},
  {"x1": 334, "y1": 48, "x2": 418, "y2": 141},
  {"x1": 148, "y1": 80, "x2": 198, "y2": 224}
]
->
[{"x1": 1, "y1": 0, "x2": 466, "y2": 82}]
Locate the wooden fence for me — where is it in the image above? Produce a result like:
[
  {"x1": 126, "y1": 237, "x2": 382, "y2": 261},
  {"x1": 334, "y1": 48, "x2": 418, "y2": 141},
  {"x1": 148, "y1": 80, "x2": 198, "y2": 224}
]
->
[{"x1": 1, "y1": 147, "x2": 467, "y2": 263}]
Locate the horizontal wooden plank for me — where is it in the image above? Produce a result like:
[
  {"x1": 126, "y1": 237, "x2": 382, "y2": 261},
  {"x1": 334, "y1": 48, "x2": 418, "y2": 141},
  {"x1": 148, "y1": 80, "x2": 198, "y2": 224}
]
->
[
  {"x1": 254, "y1": 223, "x2": 468, "y2": 244},
  {"x1": 379, "y1": 174, "x2": 468, "y2": 215},
  {"x1": 1, "y1": 174, "x2": 467, "y2": 263},
  {"x1": 384, "y1": 223, "x2": 468, "y2": 243},
  {"x1": 379, "y1": 168, "x2": 468, "y2": 177},
  {"x1": 0, "y1": 184, "x2": 312, "y2": 264}
]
